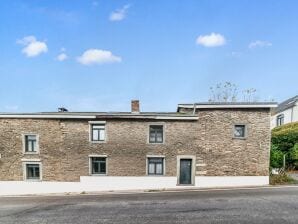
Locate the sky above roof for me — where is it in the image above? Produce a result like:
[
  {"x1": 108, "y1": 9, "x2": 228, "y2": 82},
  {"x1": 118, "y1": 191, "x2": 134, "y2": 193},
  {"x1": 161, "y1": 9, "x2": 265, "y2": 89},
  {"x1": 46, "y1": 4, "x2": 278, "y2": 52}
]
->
[{"x1": 0, "y1": 0, "x2": 297, "y2": 112}]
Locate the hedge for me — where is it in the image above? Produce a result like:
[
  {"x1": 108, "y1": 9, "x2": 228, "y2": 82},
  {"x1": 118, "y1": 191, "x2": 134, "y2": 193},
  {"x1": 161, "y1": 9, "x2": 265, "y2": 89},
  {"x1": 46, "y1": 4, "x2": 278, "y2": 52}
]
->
[{"x1": 271, "y1": 121, "x2": 298, "y2": 169}]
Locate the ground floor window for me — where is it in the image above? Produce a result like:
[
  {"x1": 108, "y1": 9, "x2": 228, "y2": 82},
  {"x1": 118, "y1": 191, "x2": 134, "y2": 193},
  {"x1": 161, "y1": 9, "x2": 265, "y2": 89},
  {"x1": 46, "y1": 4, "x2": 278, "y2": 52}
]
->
[
  {"x1": 147, "y1": 157, "x2": 164, "y2": 175},
  {"x1": 25, "y1": 164, "x2": 41, "y2": 180},
  {"x1": 90, "y1": 157, "x2": 107, "y2": 175}
]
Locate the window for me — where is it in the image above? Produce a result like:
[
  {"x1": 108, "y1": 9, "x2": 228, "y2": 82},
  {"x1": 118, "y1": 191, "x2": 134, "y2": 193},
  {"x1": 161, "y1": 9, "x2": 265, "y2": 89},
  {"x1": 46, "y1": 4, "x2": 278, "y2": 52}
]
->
[
  {"x1": 234, "y1": 125, "x2": 246, "y2": 138},
  {"x1": 90, "y1": 157, "x2": 107, "y2": 175},
  {"x1": 26, "y1": 164, "x2": 40, "y2": 180},
  {"x1": 24, "y1": 135, "x2": 38, "y2": 153},
  {"x1": 147, "y1": 157, "x2": 164, "y2": 175},
  {"x1": 276, "y1": 114, "x2": 284, "y2": 126},
  {"x1": 149, "y1": 125, "x2": 164, "y2": 143},
  {"x1": 91, "y1": 124, "x2": 105, "y2": 142}
]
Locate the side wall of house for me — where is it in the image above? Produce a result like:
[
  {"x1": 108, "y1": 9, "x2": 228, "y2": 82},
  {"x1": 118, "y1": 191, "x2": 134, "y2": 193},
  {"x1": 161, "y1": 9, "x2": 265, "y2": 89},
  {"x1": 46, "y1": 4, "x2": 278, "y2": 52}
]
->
[
  {"x1": 271, "y1": 103, "x2": 298, "y2": 129},
  {"x1": 0, "y1": 109, "x2": 270, "y2": 182}
]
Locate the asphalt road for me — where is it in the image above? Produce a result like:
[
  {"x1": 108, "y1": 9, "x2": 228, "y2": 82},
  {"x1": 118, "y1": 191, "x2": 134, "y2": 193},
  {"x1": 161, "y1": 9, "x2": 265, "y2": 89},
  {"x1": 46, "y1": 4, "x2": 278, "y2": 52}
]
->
[{"x1": 0, "y1": 186, "x2": 298, "y2": 224}]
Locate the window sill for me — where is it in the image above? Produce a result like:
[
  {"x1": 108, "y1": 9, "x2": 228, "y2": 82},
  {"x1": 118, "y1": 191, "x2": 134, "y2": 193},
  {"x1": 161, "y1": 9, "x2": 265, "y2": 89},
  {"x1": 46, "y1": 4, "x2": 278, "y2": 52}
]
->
[
  {"x1": 90, "y1": 174, "x2": 107, "y2": 176},
  {"x1": 24, "y1": 179, "x2": 42, "y2": 182},
  {"x1": 147, "y1": 175, "x2": 165, "y2": 177},
  {"x1": 23, "y1": 152, "x2": 39, "y2": 155},
  {"x1": 176, "y1": 184, "x2": 195, "y2": 186},
  {"x1": 89, "y1": 141, "x2": 106, "y2": 144},
  {"x1": 232, "y1": 137, "x2": 247, "y2": 140},
  {"x1": 147, "y1": 142, "x2": 165, "y2": 145}
]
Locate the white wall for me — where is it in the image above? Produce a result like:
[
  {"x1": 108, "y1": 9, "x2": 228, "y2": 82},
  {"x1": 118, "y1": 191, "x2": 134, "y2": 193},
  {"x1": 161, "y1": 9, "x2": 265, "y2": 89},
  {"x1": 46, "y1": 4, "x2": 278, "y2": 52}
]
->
[
  {"x1": 0, "y1": 176, "x2": 269, "y2": 196},
  {"x1": 271, "y1": 103, "x2": 298, "y2": 129}
]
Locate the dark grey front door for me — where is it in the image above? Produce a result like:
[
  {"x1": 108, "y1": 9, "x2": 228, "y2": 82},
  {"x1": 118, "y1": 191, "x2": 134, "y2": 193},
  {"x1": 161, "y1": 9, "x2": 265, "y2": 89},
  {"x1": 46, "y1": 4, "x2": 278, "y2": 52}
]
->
[{"x1": 179, "y1": 159, "x2": 192, "y2": 184}]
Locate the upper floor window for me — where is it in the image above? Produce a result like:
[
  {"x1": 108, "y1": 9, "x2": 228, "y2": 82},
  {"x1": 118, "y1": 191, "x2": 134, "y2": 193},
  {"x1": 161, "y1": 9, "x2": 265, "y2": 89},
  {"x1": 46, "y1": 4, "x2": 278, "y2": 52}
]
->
[
  {"x1": 233, "y1": 124, "x2": 246, "y2": 138},
  {"x1": 149, "y1": 125, "x2": 164, "y2": 143},
  {"x1": 91, "y1": 124, "x2": 105, "y2": 142},
  {"x1": 24, "y1": 135, "x2": 38, "y2": 153},
  {"x1": 276, "y1": 114, "x2": 284, "y2": 126}
]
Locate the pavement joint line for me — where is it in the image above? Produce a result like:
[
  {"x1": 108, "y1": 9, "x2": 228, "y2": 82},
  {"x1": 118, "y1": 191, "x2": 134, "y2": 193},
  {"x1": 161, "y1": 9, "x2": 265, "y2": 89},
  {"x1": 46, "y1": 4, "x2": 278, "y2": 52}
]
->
[{"x1": 1, "y1": 185, "x2": 298, "y2": 198}]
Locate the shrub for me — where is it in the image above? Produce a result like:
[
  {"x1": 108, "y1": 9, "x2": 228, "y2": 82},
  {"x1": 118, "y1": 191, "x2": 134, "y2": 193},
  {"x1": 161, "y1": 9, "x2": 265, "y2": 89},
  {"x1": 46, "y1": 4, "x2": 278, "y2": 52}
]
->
[
  {"x1": 288, "y1": 144, "x2": 298, "y2": 169},
  {"x1": 270, "y1": 145, "x2": 284, "y2": 168},
  {"x1": 270, "y1": 173, "x2": 296, "y2": 185},
  {"x1": 271, "y1": 122, "x2": 298, "y2": 170}
]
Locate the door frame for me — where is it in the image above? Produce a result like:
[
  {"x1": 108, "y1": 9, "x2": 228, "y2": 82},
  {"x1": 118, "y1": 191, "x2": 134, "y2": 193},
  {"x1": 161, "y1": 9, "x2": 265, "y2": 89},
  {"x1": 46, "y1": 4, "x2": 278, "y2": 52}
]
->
[{"x1": 177, "y1": 155, "x2": 196, "y2": 186}]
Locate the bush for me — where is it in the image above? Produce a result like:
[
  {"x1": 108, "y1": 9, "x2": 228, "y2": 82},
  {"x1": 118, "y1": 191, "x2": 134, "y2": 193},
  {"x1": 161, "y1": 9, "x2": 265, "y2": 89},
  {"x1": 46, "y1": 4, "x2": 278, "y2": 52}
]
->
[
  {"x1": 288, "y1": 144, "x2": 298, "y2": 169},
  {"x1": 271, "y1": 122, "x2": 298, "y2": 170},
  {"x1": 270, "y1": 145, "x2": 284, "y2": 168},
  {"x1": 270, "y1": 173, "x2": 296, "y2": 185}
]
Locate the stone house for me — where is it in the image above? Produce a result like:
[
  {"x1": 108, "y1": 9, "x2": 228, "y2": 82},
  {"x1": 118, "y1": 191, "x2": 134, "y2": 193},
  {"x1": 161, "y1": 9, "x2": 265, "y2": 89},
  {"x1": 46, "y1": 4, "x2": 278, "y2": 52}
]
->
[{"x1": 0, "y1": 100, "x2": 276, "y2": 195}]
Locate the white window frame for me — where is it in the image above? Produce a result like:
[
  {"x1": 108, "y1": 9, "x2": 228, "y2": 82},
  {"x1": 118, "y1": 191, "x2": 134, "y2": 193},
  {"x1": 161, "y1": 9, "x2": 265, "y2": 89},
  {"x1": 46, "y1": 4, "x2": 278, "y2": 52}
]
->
[
  {"x1": 147, "y1": 123, "x2": 165, "y2": 144},
  {"x1": 22, "y1": 134, "x2": 39, "y2": 154},
  {"x1": 89, "y1": 121, "x2": 107, "y2": 143},
  {"x1": 146, "y1": 155, "x2": 166, "y2": 176},
  {"x1": 88, "y1": 155, "x2": 108, "y2": 176},
  {"x1": 233, "y1": 124, "x2": 247, "y2": 139},
  {"x1": 22, "y1": 161, "x2": 42, "y2": 181}
]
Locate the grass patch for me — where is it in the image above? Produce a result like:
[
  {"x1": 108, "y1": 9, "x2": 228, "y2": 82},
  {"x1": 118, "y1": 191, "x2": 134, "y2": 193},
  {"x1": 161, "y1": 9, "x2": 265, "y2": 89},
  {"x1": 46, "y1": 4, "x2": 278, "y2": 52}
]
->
[{"x1": 270, "y1": 173, "x2": 297, "y2": 185}]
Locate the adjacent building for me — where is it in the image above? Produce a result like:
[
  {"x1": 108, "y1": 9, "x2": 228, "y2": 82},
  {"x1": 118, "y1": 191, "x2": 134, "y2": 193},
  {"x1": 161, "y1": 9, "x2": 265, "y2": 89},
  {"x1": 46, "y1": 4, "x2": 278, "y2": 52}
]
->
[
  {"x1": 271, "y1": 95, "x2": 298, "y2": 129},
  {"x1": 0, "y1": 100, "x2": 276, "y2": 195}
]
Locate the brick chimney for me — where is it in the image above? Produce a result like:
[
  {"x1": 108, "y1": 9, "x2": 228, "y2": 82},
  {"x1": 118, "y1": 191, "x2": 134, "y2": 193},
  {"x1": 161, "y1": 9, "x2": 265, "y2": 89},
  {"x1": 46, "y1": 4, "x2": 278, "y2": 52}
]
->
[{"x1": 131, "y1": 100, "x2": 140, "y2": 113}]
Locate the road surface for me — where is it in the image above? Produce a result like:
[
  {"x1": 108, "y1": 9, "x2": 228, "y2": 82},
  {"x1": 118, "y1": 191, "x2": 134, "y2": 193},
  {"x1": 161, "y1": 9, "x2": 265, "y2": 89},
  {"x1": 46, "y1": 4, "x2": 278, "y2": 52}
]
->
[{"x1": 0, "y1": 186, "x2": 298, "y2": 224}]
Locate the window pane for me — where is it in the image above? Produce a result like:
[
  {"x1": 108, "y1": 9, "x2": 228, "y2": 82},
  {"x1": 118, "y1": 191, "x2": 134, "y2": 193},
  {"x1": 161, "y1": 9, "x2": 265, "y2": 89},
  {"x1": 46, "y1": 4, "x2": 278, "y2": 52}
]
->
[
  {"x1": 149, "y1": 125, "x2": 163, "y2": 143},
  {"x1": 93, "y1": 125, "x2": 104, "y2": 129},
  {"x1": 92, "y1": 162, "x2": 99, "y2": 173},
  {"x1": 27, "y1": 135, "x2": 36, "y2": 141},
  {"x1": 92, "y1": 129, "x2": 99, "y2": 141},
  {"x1": 32, "y1": 141, "x2": 37, "y2": 151},
  {"x1": 149, "y1": 136, "x2": 156, "y2": 143},
  {"x1": 156, "y1": 132, "x2": 163, "y2": 142},
  {"x1": 99, "y1": 162, "x2": 106, "y2": 173},
  {"x1": 148, "y1": 163, "x2": 155, "y2": 174},
  {"x1": 25, "y1": 135, "x2": 37, "y2": 152},
  {"x1": 149, "y1": 158, "x2": 163, "y2": 163},
  {"x1": 91, "y1": 157, "x2": 106, "y2": 174},
  {"x1": 148, "y1": 158, "x2": 164, "y2": 175},
  {"x1": 26, "y1": 164, "x2": 40, "y2": 179},
  {"x1": 99, "y1": 129, "x2": 105, "y2": 141},
  {"x1": 156, "y1": 163, "x2": 163, "y2": 174},
  {"x1": 234, "y1": 125, "x2": 245, "y2": 137}
]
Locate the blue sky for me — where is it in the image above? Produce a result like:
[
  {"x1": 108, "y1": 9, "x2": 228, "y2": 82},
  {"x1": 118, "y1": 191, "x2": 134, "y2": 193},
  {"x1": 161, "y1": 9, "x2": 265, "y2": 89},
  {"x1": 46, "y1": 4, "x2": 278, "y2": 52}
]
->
[{"x1": 0, "y1": 0, "x2": 297, "y2": 112}]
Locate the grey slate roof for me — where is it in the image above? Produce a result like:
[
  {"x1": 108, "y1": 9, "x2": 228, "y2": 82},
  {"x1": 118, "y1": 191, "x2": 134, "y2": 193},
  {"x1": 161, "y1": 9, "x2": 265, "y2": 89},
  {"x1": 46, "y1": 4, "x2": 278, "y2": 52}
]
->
[{"x1": 272, "y1": 95, "x2": 298, "y2": 114}]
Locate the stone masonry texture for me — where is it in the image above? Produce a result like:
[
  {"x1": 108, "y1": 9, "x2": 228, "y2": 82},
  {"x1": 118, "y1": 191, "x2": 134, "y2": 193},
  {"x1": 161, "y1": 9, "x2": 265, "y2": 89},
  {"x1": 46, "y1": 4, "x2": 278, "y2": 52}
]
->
[{"x1": 0, "y1": 108, "x2": 271, "y2": 182}]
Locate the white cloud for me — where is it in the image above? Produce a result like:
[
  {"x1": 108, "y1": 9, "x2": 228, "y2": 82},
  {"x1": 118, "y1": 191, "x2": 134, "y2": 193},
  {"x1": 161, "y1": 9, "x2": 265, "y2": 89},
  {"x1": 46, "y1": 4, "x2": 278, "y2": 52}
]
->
[
  {"x1": 77, "y1": 49, "x2": 122, "y2": 65},
  {"x1": 17, "y1": 35, "x2": 48, "y2": 57},
  {"x1": 109, "y1": 4, "x2": 130, "y2": 21},
  {"x1": 249, "y1": 40, "x2": 272, "y2": 49},
  {"x1": 196, "y1": 33, "x2": 226, "y2": 47},
  {"x1": 56, "y1": 53, "x2": 68, "y2": 61}
]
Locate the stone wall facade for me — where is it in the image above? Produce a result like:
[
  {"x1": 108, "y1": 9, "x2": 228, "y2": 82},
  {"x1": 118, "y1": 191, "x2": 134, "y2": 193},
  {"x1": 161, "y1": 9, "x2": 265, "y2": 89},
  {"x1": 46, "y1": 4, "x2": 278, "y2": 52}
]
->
[{"x1": 0, "y1": 108, "x2": 271, "y2": 182}]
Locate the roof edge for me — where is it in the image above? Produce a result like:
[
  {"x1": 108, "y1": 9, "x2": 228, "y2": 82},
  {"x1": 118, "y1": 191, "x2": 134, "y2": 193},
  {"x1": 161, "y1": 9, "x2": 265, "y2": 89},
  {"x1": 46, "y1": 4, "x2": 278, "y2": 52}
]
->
[
  {"x1": 178, "y1": 102, "x2": 278, "y2": 109},
  {"x1": 0, "y1": 114, "x2": 198, "y2": 120}
]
